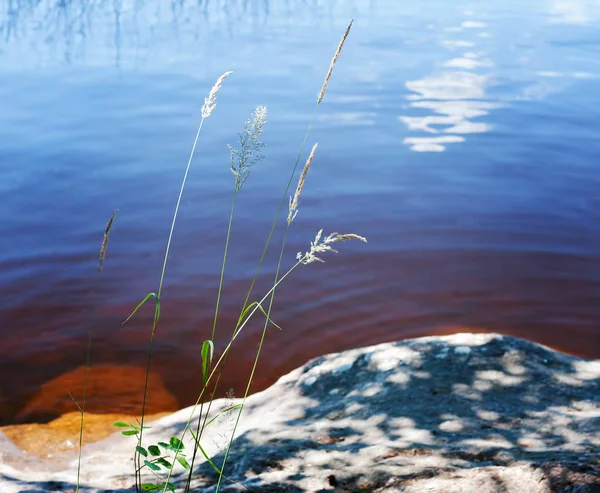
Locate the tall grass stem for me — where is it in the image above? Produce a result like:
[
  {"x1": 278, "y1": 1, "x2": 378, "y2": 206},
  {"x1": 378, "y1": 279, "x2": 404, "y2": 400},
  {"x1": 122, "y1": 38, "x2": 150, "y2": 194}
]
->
[
  {"x1": 215, "y1": 20, "x2": 353, "y2": 489},
  {"x1": 75, "y1": 209, "x2": 118, "y2": 492}
]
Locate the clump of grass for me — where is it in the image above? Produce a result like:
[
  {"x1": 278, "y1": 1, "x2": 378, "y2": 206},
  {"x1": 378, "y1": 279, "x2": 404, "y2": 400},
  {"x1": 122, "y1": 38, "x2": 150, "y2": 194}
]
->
[
  {"x1": 213, "y1": 20, "x2": 355, "y2": 491},
  {"x1": 120, "y1": 70, "x2": 233, "y2": 492},
  {"x1": 73, "y1": 19, "x2": 359, "y2": 493},
  {"x1": 184, "y1": 105, "x2": 269, "y2": 489}
]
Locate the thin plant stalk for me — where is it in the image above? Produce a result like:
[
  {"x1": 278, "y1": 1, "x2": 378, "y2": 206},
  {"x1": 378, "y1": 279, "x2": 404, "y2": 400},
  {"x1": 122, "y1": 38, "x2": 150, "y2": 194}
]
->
[
  {"x1": 75, "y1": 209, "x2": 118, "y2": 493},
  {"x1": 184, "y1": 190, "x2": 237, "y2": 492},
  {"x1": 185, "y1": 107, "x2": 267, "y2": 491},
  {"x1": 214, "y1": 226, "x2": 290, "y2": 492},
  {"x1": 215, "y1": 20, "x2": 353, "y2": 489},
  {"x1": 188, "y1": 101, "x2": 317, "y2": 450},
  {"x1": 239, "y1": 104, "x2": 318, "y2": 318},
  {"x1": 211, "y1": 191, "x2": 237, "y2": 342},
  {"x1": 210, "y1": 104, "x2": 266, "y2": 344},
  {"x1": 160, "y1": 257, "x2": 305, "y2": 492},
  {"x1": 186, "y1": 99, "x2": 320, "y2": 491},
  {"x1": 133, "y1": 116, "x2": 205, "y2": 490},
  {"x1": 185, "y1": 105, "x2": 319, "y2": 492},
  {"x1": 133, "y1": 70, "x2": 231, "y2": 491},
  {"x1": 170, "y1": 20, "x2": 351, "y2": 490},
  {"x1": 165, "y1": 226, "x2": 366, "y2": 492},
  {"x1": 192, "y1": 21, "x2": 352, "y2": 454},
  {"x1": 240, "y1": 19, "x2": 353, "y2": 337},
  {"x1": 215, "y1": 143, "x2": 318, "y2": 489}
]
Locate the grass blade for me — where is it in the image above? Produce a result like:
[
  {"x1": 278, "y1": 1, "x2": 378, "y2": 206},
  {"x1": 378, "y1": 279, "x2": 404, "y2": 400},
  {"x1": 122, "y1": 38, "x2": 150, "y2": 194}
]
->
[
  {"x1": 189, "y1": 430, "x2": 222, "y2": 475},
  {"x1": 201, "y1": 340, "x2": 214, "y2": 385},
  {"x1": 122, "y1": 292, "x2": 159, "y2": 326}
]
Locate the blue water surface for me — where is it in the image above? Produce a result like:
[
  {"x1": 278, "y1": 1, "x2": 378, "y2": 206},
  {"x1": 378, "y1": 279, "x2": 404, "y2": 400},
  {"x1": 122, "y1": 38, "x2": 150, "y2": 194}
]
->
[{"x1": 1, "y1": 0, "x2": 599, "y2": 422}]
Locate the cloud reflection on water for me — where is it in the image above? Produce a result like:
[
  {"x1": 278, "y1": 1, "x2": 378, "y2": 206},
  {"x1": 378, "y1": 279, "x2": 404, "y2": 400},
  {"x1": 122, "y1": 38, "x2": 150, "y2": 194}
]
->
[
  {"x1": 550, "y1": 0, "x2": 600, "y2": 24},
  {"x1": 400, "y1": 15, "x2": 497, "y2": 152}
]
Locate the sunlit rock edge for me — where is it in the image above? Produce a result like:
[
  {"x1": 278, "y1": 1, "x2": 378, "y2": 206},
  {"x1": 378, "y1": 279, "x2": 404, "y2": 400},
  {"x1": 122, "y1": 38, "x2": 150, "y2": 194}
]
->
[{"x1": 1, "y1": 333, "x2": 599, "y2": 493}]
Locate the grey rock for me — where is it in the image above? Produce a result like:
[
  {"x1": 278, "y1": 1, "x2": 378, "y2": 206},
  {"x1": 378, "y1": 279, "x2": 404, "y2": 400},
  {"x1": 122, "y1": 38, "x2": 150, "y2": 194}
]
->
[{"x1": 1, "y1": 333, "x2": 599, "y2": 492}]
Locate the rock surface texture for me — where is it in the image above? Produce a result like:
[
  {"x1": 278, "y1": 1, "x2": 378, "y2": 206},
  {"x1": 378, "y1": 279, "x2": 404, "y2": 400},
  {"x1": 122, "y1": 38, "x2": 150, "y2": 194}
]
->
[{"x1": 1, "y1": 333, "x2": 599, "y2": 492}]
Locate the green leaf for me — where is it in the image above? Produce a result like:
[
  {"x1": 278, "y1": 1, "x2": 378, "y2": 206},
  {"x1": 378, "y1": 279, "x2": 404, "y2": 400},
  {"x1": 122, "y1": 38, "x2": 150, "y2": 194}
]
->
[
  {"x1": 201, "y1": 339, "x2": 214, "y2": 385},
  {"x1": 158, "y1": 441, "x2": 170, "y2": 450},
  {"x1": 113, "y1": 421, "x2": 131, "y2": 428},
  {"x1": 122, "y1": 430, "x2": 139, "y2": 436},
  {"x1": 128, "y1": 424, "x2": 142, "y2": 431},
  {"x1": 237, "y1": 303, "x2": 255, "y2": 326},
  {"x1": 176, "y1": 455, "x2": 191, "y2": 470},
  {"x1": 169, "y1": 436, "x2": 184, "y2": 452},
  {"x1": 141, "y1": 483, "x2": 161, "y2": 492},
  {"x1": 156, "y1": 457, "x2": 172, "y2": 469},
  {"x1": 122, "y1": 292, "x2": 160, "y2": 326},
  {"x1": 162, "y1": 482, "x2": 177, "y2": 493},
  {"x1": 238, "y1": 301, "x2": 282, "y2": 331},
  {"x1": 254, "y1": 302, "x2": 282, "y2": 331},
  {"x1": 136, "y1": 446, "x2": 148, "y2": 457},
  {"x1": 148, "y1": 445, "x2": 161, "y2": 456},
  {"x1": 143, "y1": 460, "x2": 161, "y2": 472}
]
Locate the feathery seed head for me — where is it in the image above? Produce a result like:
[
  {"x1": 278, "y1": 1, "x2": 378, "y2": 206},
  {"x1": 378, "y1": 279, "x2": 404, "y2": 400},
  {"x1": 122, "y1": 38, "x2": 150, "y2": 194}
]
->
[
  {"x1": 298, "y1": 229, "x2": 367, "y2": 264},
  {"x1": 229, "y1": 105, "x2": 268, "y2": 191},
  {"x1": 288, "y1": 143, "x2": 318, "y2": 225},
  {"x1": 201, "y1": 71, "x2": 233, "y2": 118},
  {"x1": 317, "y1": 20, "x2": 353, "y2": 105}
]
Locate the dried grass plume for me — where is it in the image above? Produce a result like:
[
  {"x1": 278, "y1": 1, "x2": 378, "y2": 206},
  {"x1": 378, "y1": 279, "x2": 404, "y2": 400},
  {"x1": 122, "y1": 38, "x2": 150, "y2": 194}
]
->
[
  {"x1": 318, "y1": 20, "x2": 353, "y2": 105},
  {"x1": 99, "y1": 209, "x2": 118, "y2": 272},
  {"x1": 298, "y1": 229, "x2": 367, "y2": 264},
  {"x1": 202, "y1": 71, "x2": 233, "y2": 118},
  {"x1": 229, "y1": 105, "x2": 268, "y2": 191},
  {"x1": 288, "y1": 143, "x2": 318, "y2": 224}
]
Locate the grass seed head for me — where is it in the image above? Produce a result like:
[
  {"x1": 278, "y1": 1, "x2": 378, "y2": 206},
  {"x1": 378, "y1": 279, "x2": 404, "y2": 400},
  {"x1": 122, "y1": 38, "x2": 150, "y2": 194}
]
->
[
  {"x1": 202, "y1": 71, "x2": 233, "y2": 118},
  {"x1": 318, "y1": 20, "x2": 353, "y2": 105},
  {"x1": 229, "y1": 105, "x2": 268, "y2": 191},
  {"x1": 288, "y1": 143, "x2": 318, "y2": 224},
  {"x1": 298, "y1": 229, "x2": 367, "y2": 264}
]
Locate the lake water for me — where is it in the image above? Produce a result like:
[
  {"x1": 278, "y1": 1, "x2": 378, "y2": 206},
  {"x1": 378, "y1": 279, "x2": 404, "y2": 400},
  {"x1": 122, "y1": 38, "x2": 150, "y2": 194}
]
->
[{"x1": 1, "y1": 0, "x2": 600, "y2": 425}]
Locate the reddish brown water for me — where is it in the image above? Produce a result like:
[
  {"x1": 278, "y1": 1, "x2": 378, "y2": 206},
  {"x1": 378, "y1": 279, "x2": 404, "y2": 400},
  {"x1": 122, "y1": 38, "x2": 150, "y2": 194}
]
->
[{"x1": 1, "y1": 0, "x2": 600, "y2": 425}]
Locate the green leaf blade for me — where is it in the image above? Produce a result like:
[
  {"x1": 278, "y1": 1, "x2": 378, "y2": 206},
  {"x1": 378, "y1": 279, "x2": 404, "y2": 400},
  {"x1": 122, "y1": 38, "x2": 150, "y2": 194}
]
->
[
  {"x1": 201, "y1": 339, "x2": 214, "y2": 385},
  {"x1": 156, "y1": 457, "x2": 172, "y2": 469},
  {"x1": 163, "y1": 482, "x2": 177, "y2": 493},
  {"x1": 141, "y1": 483, "x2": 161, "y2": 492},
  {"x1": 176, "y1": 456, "x2": 191, "y2": 470},
  {"x1": 144, "y1": 460, "x2": 161, "y2": 472},
  {"x1": 122, "y1": 292, "x2": 160, "y2": 326},
  {"x1": 169, "y1": 436, "x2": 184, "y2": 452},
  {"x1": 148, "y1": 445, "x2": 161, "y2": 456},
  {"x1": 190, "y1": 430, "x2": 222, "y2": 475}
]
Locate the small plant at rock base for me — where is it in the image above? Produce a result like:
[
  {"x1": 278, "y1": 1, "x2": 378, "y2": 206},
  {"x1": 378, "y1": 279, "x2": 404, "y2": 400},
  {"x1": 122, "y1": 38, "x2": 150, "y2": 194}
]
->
[{"x1": 113, "y1": 422, "x2": 191, "y2": 493}]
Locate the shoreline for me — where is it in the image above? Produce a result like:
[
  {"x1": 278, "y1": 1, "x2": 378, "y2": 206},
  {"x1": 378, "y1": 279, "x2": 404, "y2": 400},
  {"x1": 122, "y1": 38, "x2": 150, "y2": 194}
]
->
[{"x1": 2, "y1": 333, "x2": 599, "y2": 492}]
